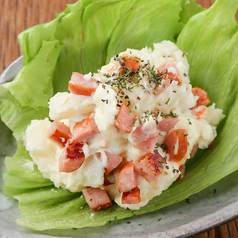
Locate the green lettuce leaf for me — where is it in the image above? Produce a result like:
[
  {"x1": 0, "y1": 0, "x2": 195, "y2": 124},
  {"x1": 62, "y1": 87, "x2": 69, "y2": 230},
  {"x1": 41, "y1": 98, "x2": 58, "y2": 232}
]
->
[
  {"x1": 179, "y1": 0, "x2": 204, "y2": 24},
  {"x1": 0, "y1": 0, "x2": 238, "y2": 231},
  {"x1": 0, "y1": 86, "x2": 49, "y2": 137},
  {"x1": 106, "y1": 0, "x2": 183, "y2": 60},
  {"x1": 3, "y1": 40, "x2": 62, "y2": 108},
  {"x1": 177, "y1": 0, "x2": 238, "y2": 116}
]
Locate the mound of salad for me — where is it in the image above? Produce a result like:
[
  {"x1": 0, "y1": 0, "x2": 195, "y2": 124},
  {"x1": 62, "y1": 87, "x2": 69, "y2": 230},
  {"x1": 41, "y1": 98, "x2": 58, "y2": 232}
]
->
[
  {"x1": 26, "y1": 41, "x2": 224, "y2": 211},
  {"x1": 0, "y1": 0, "x2": 238, "y2": 231}
]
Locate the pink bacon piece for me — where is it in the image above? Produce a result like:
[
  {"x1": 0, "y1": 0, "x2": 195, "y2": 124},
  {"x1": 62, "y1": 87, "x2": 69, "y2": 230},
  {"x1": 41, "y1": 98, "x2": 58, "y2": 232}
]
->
[
  {"x1": 157, "y1": 116, "x2": 179, "y2": 132},
  {"x1": 83, "y1": 187, "x2": 112, "y2": 211},
  {"x1": 118, "y1": 54, "x2": 141, "y2": 75},
  {"x1": 117, "y1": 161, "x2": 138, "y2": 193},
  {"x1": 135, "y1": 151, "x2": 166, "y2": 182},
  {"x1": 122, "y1": 187, "x2": 141, "y2": 204},
  {"x1": 191, "y1": 87, "x2": 210, "y2": 107},
  {"x1": 47, "y1": 120, "x2": 72, "y2": 147},
  {"x1": 59, "y1": 140, "x2": 85, "y2": 173},
  {"x1": 72, "y1": 115, "x2": 100, "y2": 143},
  {"x1": 130, "y1": 122, "x2": 157, "y2": 153},
  {"x1": 154, "y1": 72, "x2": 182, "y2": 96},
  {"x1": 68, "y1": 72, "x2": 98, "y2": 96},
  {"x1": 163, "y1": 129, "x2": 188, "y2": 163},
  {"x1": 115, "y1": 105, "x2": 136, "y2": 134},
  {"x1": 104, "y1": 152, "x2": 123, "y2": 175},
  {"x1": 158, "y1": 61, "x2": 179, "y2": 75}
]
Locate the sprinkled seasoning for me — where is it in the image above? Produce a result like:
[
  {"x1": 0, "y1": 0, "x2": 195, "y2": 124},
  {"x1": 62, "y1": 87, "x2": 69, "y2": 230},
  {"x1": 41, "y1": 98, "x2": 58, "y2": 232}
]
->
[
  {"x1": 101, "y1": 99, "x2": 109, "y2": 104},
  {"x1": 165, "y1": 98, "x2": 170, "y2": 105}
]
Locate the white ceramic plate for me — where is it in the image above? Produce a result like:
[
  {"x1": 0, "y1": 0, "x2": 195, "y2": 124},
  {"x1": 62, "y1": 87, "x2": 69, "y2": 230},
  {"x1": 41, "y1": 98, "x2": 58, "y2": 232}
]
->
[{"x1": 0, "y1": 57, "x2": 238, "y2": 238}]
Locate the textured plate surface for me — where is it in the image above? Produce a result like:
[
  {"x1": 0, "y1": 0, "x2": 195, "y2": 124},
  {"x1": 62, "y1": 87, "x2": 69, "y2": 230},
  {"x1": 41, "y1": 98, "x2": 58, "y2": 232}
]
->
[{"x1": 0, "y1": 57, "x2": 238, "y2": 238}]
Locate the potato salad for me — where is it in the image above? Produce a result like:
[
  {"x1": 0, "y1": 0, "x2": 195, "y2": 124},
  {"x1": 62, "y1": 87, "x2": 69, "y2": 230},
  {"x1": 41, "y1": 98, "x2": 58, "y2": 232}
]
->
[{"x1": 25, "y1": 41, "x2": 224, "y2": 211}]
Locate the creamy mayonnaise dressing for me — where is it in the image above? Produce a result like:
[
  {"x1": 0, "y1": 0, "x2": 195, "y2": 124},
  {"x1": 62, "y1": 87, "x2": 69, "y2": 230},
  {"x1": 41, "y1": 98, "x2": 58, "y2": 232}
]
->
[{"x1": 25, "y1": 41, "x2": 224, "y2": 210}]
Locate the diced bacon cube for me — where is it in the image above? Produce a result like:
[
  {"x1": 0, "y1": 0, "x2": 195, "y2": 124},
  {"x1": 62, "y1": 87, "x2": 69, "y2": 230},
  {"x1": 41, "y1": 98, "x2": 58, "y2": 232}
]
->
[
  {"x1": 115, "y1": 105, "x2": 136, "y2": 134},
  {"x1": 135, "y1": 151, "x2": 166, "y2": 182},
  {"x1": 135, "y1": 137, "x2": 158, "y2": 153},
  {"x1": 157, "y1": 116, "x2": 179, "y2": 132},
  {"x1": 47, "y1": 120, "x2": 72, "y2": 147},
  {"x1": 191, "y1": 87, "x2": 210, "y2": 107},
  {"x1": 72, "y1": 115, "x2": 99, "y2": 143},
  {"x1": 130, "y1": 122, "x2": 157, "y2": 152},
  {"x1": 117, "y1": 161, "x2": 138, "y2": 193},
  {"x1": 122, "y1": 187, "x2": 141, "y2": 204},
  {"x1": 154, "y1": 78, "x2": 171, "y2": 96},
  {"x1": 158, "y1": 61, "x2": 179, "y2": 75},
  {"x1": 68, "y1": 72, "x2": 98, "y2": 96},
  {"x1": 163, "y1": 129, "x2": 188, "y2": 163},
  {"x1": 154, "y1": 71, "x2": 182, "y2": 96},
  {"x1": 82, "y1": 187, "x2": 112, "y2": 211},
  {"x1": 119, "y1": 54, "x2": 141, "y2": 75},
  {"x1": 104, "y1": 152, "x2": 123, "y2": 175},
  {"x1": 165, "y1": 72, "x2": 182, "y2": 86},
  {"x1": 59, "y1": 140, "x2": 85, "y2": 173}
]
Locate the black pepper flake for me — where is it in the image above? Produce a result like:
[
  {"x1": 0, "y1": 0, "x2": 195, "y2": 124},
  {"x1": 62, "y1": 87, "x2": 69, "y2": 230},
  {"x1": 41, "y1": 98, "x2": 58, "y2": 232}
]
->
[
  {"x1": 125, "y1": 95, "x2": 129, "y2": 99},
  {"x1": 137, "y1": 96, "x2": 141, "y2": 100},
  {"x1": 102, "y1": 85, "x2": 106, "y2": 89},
  {"x1": 183, "y1": 73, "x2": 187, "y2": 77},
  {"x1": 101, "y1": 99, "x2": 109, "y2": 104},
  {"x1": 127, "y1": 222, "x2": 131, "y2": 224},
  {"x1": 182, "y1": 52, "x2": 187, "y2": 57},
  {"x1": 172, "y1": 169, "x2": 179, "y2": 173},
  {"x1": 127, "y1": 101, "x2": 131, "y2": 107}
]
